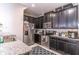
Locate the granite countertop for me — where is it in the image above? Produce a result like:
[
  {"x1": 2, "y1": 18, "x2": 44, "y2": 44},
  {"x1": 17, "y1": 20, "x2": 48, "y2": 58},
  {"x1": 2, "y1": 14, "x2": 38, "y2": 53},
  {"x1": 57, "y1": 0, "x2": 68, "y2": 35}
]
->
[
  {"x1": 0, "y1": 40, "x2": 32, "y2": 55},
  {"x1": 0, "y1": 32, "x2": 14, "y2": 36},
  {"x1": 49, "y1": 35, "x2": 79, "y2": 42}
]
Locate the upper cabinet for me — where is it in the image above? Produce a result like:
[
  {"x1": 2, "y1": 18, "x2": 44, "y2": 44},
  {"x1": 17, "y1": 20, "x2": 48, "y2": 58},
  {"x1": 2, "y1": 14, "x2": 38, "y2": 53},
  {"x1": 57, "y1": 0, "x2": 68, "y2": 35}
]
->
[
  {"x1": 61, "y1": 9, "x2": 68, "y2": 28},
  {"x1": 24, "y1": 4, "x2": 78, "y2": 29},
  {"x1": 43, "y1": 12, "x2": 53, "y2": 29},
  {"x1": 35, "y1": 16, "x2": 44, "y2": 29},
  {"x1": 44, "y1": 12, "x2": 52, "y2": 22},
  {"x1": 28, "y1": 16, "x2": 35, "y2": 23},
  {"x1": 58, "y1": 9, "x2": 67, "y2": 28},
  {"x1": 24, "y1": 15, "x2": 35, "y2": 24},
  {"x1": 44, "y1": 5, "x2": 78, "y2": 29},
  {"x1": 52, "y1": 13, "x2": 59, "y2": 28},
  {"x1": 66, "y1": 6, "x2": 78, "y2": 29}
]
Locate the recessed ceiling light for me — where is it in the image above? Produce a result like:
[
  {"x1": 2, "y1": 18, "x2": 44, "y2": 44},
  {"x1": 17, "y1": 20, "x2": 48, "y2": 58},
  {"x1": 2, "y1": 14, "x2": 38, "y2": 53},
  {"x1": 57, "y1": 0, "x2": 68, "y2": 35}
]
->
[{"x1": 32, "y1": 4, "x2": 35, "y2": 7}]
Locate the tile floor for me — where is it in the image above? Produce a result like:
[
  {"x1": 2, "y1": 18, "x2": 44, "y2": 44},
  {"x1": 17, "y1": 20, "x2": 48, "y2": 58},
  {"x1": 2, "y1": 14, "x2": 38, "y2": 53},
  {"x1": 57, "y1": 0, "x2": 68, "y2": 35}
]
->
[
  {"x1": 29, "y1": 43, "x2": 62, "y2": 55},
  {"x1": 30, "y1": 46, "x2": 55, "y2": 55}
]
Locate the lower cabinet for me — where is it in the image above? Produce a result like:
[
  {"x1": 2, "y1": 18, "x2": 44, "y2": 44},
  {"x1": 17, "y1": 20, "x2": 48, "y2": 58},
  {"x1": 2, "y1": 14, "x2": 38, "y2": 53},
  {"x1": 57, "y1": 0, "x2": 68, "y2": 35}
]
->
[
  {"x1": 65, "y1": 43, "x2": 77, "y2": 55},
  {"x1": 76, "y1": 45, "x2": 79, "y2": 54},
  {"x1": 50, "y1": 38, "x2": 56, "y2": 50},
  {"x1": 56, "y1": 40, "x2": 66, "y2": 51},
  {"x1": 49, "y1": 37, "x2": 79, "y2": 55}
]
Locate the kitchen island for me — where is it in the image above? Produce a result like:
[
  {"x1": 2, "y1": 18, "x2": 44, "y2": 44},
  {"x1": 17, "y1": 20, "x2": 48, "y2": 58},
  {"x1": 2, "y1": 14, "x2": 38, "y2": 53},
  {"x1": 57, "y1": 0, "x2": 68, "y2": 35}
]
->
[{"x1": 0, "y1": 40, "x2": 32, "y2": 55}]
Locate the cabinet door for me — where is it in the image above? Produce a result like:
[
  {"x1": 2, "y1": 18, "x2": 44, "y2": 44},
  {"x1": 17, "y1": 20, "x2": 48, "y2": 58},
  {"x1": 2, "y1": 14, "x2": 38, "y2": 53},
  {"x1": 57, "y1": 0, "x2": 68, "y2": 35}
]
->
[
  {"x1": 36, "y1": 17, "x2": 43, "y2": 29},
  {"x1": 67, "y1": 7, "x2": 78, "y2": 29},
  {"x1": 44, "y1": 14, "x2": 47, "y2": 22},
  {"x1": 65, "y1": 43, "x2": 77, "y2": 55},
  {"x1": 47, "y1": 13, "x2": 51, "y2": 22},
  {"x1": 35, "y1": 19, "x2": 39, "y2": 28},
  {"x1": 38, "y1": 18, "x2": 40, "y2": 28},
  {"x1": 44, "y1": 14, "x2": 48, "y2": 22},
  {"x1": 58, "y1": 11, "x2": 67, "y2": 28},
  {"x1": 41, "y1": 17, "x2": 43, "y2": 28},
  {"x1": 57, "y1": 40, "x2": 66, "y2": 51},
  {"x1": 58, "y1": 12, "x2": 63, "y2": 28},
  {"x1": 44, "y1": 13, "x2": 52, "y2": 22},
  {"x1": 50, "y1": 38, "x2": 56, "y2": 50},
  {"x1": 61, "y1": 10, "x2": 67, "y2": 28},
  {"x1": 52, "y1": 13, "x2": 59, "y2": 28},
  {"x1": 39, "y1": 17, "x2": 43, "y2": 28},
  {"x1": 76, "y1": 45, "x2": 79, "y2": 55}
]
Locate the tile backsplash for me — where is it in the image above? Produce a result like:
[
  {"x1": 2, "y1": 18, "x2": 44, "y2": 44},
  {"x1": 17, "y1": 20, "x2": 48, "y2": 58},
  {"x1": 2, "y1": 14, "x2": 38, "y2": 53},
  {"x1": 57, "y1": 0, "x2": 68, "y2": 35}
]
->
[
  {"x1": 46, "y1": 29, "x2": 78, "y2": 38},
  {"x1": 46, "y1": 29, "x2": 78, "y2": 32}
]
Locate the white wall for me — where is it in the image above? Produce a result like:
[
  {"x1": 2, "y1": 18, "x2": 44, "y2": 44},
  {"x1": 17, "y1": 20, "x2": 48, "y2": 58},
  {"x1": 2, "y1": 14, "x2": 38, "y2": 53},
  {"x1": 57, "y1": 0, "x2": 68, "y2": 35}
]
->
[{"x1": 0, "y1": 3, "x2": 26, "y2": 41}]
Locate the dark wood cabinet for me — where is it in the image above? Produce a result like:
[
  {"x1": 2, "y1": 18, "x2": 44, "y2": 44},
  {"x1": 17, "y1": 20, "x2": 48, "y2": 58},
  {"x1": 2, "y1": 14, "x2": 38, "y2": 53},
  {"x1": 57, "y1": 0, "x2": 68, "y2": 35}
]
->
[
  {"x1": 24, "y1": 15, "x2": 35, "y2": 23},
  {"x1": 49, "y1": 37, "x2": 79, "y2": 55},
  {"x1": 38, "y1": 16, "x2": 43, "y2": 28},
  {"x1": 34, "y1": 34, "x2": 41, "y2": 44},
  {"x1": 52, "y1": 13, "x2": 59, "y2": 28},
  {"x1": 58, "y1": 6, "x2": 78, "y2": 29},
  {"x1": 50, "y1": 38, "x2": 57, "y2": 50},
  {"x1": 28, "y1": 17, "x2": 35, "y2": 23},
  {"x1": 56, "y1": 40, "x2": 65, "y2": 51},
  {"x1": 44, "y1": 6, "x2": 78, "y2": 29},
  {"x1": 34, "y1": 18, "x2": 39, "y2": 28},
  {"x1": 44, "y1": 13, "x2": 51, "y2": 22},
  {"x1": 65, "y1": 43, "x2": 77, "y2": 55},
  {"x1": 76, "y1": 45, "x2": 79, "y2": 54},
  {"x1": 44, "y1": 11, "x2": 57, "y2": 29},
  {"x1": 34, "y1": 16, "x2": 44, "y2": 29},
  {"x1": 50, "y1": 38, "x2": 65, "y2": 51},
  {"x1": 58, "y1": 12, "x2": 63, "y2": 28},
  {"x1": 59, "y1": 11, "x2": 67, "y2": 28},
  {"x1": 67, "y1": 6, "x2": 78, "y2": 29}
]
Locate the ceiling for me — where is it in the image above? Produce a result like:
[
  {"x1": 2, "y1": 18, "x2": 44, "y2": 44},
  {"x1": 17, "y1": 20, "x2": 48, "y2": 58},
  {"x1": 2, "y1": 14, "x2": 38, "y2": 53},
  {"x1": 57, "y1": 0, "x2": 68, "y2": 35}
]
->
[{"x1": 22, "y1": 3, "x2": 68, "y2": 17}]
